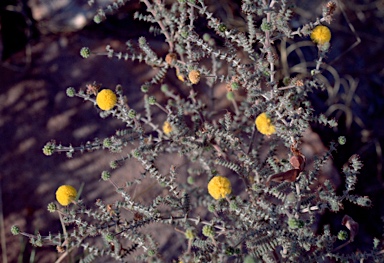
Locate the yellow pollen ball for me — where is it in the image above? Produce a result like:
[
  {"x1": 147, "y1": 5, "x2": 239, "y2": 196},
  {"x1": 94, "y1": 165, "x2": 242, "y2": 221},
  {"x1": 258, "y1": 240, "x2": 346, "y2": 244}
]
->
[
  {"x1": 255, "y1": 113, "x2": 276, "y2": 135},
  {"x1": 188, "y1": 70, "x2": 200, "y2": 84},
  {"x1": 56, "y1": 185, "x2": 77, "y2": 206},
  {"x1": 96, "y1": 89, "x2": 117, "y2": 111},
  {"x1": 207, "y1": 176, "x2": 232, "y2": 200},
  {"x1": 162, "y1": 121, "x2": 173, "y2": 135},
  {"x1": 310, "y1": 25, "x2": 331, "y2": 45}
]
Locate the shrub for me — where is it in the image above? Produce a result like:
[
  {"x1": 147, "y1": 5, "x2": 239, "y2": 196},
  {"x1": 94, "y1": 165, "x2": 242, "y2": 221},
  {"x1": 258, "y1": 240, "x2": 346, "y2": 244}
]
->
[{"x1": 13, "y1": 0, "x2": 383, "y2": 262}]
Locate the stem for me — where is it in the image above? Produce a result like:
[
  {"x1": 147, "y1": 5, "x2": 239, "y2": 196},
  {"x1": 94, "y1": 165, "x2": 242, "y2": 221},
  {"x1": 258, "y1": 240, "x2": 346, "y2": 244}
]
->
[
  {"x1": 141, "y1": 0, "x2": 174, "y2": 52},
  {"x1": 263, "y1": 0, "x2": 276, "y2": 87},
  {"x1": 247, "y1": 127, "x2": 257, "y2": 155},
  {"x1": 58, "y1": 212, "x2": 67, "y2": 242},
  {"x1": 332, "y1": 240, "x2": 351, "y2": 252},
  {"x1": 108, "y1": 179, "x2": 120, "y2": 190},
  {"x1": 231, "y1": 99, "x2": 239, "y2": 116},
  {"x1": 155, "y1": 102, "x2": 170, "y2": 114}
]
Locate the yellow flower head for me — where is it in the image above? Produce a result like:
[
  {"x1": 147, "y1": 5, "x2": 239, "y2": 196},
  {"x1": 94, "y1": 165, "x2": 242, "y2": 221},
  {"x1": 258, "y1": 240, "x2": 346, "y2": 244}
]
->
[
  {"x1": 56, "y1": 185, "x2": 77, "y2": 206},
  {"x1": 188, "y1": 70, "x2": 200, "y2": 85},
  {"x1": 208, "y1": 176, "x2": 231, "y2": 200},
  {"x1": 162, "y1": 121, "x2": 173, "y2": 135},
  {"x1": 310, "y1": 25, "x2": 331, "y2": 45},
  {"x1": 96, "y1": 89, "x2": 117, "y2": 111},
  {"x1": 255, "y1": 113, "x2": 276, "y2": 135}
]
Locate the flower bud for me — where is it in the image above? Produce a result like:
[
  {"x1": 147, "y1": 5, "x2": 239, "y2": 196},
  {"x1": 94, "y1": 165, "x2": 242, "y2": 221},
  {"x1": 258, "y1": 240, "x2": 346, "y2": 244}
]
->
[
  {"x1": 93, "y1": 14, "x2": 103, "y2": 24},
  {"x1": 261, "y1": 20, "x2": 273, "y2": 32},
  {"x1": 185, "y1": 229, "x2": 195, "y2": 240},
  {"x1": 148, "y1": 96, "x2": 156, "y2": 105},
  {"x1": 338, "y1": 136, "x2": 346, "y2": 145},
  {"x1": 66, "y1": 87, "x2": 76, "y2": 97},
  {"x1": 202, "y1": 225, "x2": 215, "y2": 237},
  {"x1": 80, "y1": 47, "x2": 91, "y2": 58},
  {"x1": 101, "y1": 171, "x2": 111, "y2": 181},
  {"x1": 218, "y1": 24, "x2": 227, "y2": 32},
  {"x1": 47, "y1": 202, "x2": 57, "y2": 213},
  {"x1": 128, "y1": 109, "x2": 136, "y2": 119},
  {"x1": 161, "y1": 84, "x2": 169, "y2": 92},
  {"x1": 165, "y1": 53, "x2": 177, "y2": 65},
  {"x1": 110, "y1": 160, "x2": 119, "y2": 169},
  {"x1": 141, "y1": 84, "x2": 150, "y2": 93},
  {"x1": 103, "y1": 138, "x2": 113, "y2": 148},
  {"x1": 43, "y1": 141, "x2": 56, "y2": 156},
  {"x1": 11, "y1": 225, "x2": 20, "y2": 235},
  {"x1": 337, "y1": 230, "x2": 348, "y2": 241}
]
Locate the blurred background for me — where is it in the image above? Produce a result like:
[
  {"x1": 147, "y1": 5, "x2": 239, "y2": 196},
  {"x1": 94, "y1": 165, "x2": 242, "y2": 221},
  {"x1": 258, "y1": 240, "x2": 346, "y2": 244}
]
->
[{"x1": 0, "y1": 0, "x2": 383, "y2": 262}]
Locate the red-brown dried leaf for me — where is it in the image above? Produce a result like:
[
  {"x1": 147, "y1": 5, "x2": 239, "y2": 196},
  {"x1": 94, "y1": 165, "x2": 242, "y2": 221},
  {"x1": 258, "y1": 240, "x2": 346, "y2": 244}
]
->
[
  {"x1": 266, "y1": 169, "x2": 300, "y2": 187},
  {"x1": 342, "y1": 215, "x2": 359, "y2": 242}
]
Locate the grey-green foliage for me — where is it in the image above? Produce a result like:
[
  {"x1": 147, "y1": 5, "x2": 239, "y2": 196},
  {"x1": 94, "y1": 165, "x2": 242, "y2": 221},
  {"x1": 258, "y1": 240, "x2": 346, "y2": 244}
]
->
[{"x1": 13, "y1": 0, "x2": 383, "y2": 263}]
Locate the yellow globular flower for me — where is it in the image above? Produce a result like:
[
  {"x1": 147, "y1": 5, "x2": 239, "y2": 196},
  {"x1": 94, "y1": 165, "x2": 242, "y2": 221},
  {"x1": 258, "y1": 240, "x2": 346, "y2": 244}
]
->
[
  {"x1": 255, "y1": 113, "x2": 276, "y2": 135},
  {"x1": 162, "y1": 121, "x2": 172, "y2": 135},
  {"x1": 188, "y1": 70, "x2": 200, "y2": 84},
  {"x1": 96, "y1": 89, "x2": 117, "y2": 111},
  {"x1": 207, "y1": 176, "x2": 232, "y2": 200},
  {"x1": 310, "y1": 25, "x2": 331, "y2": 45},
  {"x1": 55, "y1": 185, "x2": 77, "y2": 206}
]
